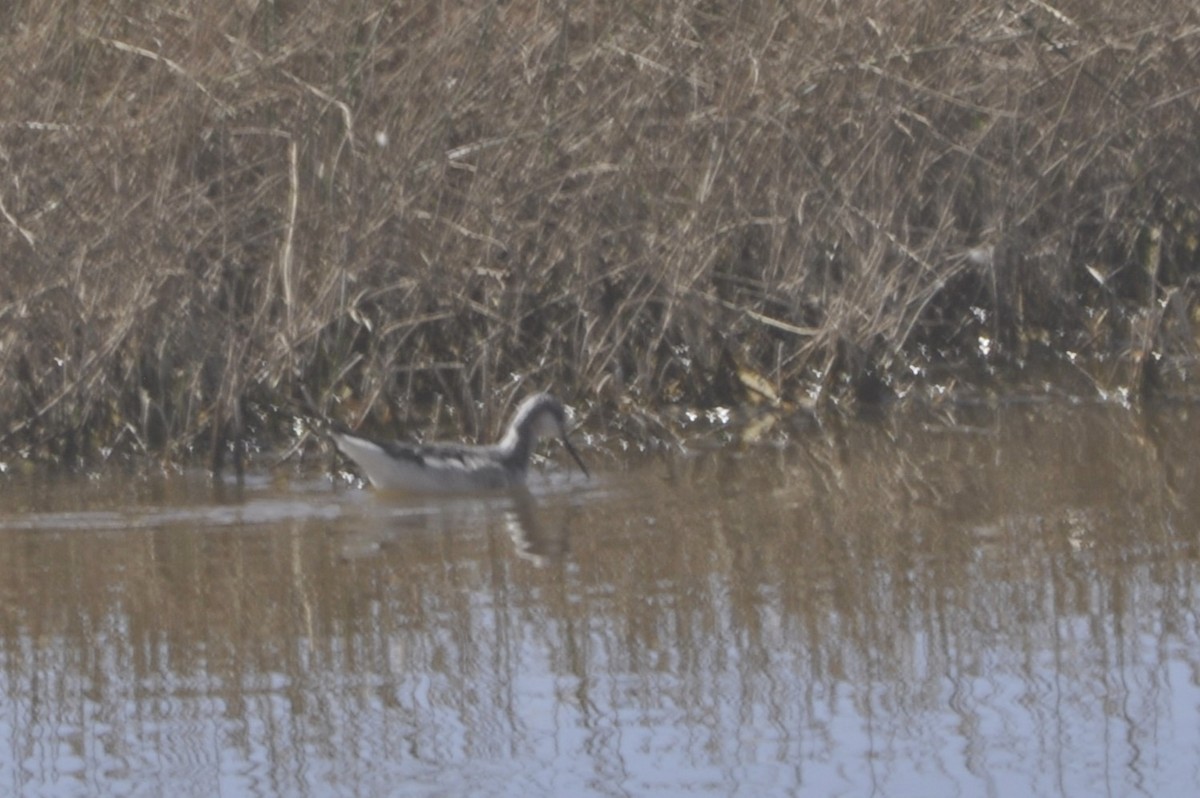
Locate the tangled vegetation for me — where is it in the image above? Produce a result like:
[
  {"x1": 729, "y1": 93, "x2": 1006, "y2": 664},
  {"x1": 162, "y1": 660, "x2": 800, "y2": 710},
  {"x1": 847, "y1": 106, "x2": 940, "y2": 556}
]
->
[{"x1": 1, "y1": 1, "x2": 1199, "y2": 468}]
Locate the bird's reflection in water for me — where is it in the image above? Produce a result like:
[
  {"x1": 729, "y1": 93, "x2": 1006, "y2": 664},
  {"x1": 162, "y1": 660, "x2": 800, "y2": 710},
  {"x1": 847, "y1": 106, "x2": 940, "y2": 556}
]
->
[
  {"x1": 504, "y1": 488, "x2": 568, "y2": 565},
  {"x1": 336, "y1": 487, "x2": 570, "y2": 565}
]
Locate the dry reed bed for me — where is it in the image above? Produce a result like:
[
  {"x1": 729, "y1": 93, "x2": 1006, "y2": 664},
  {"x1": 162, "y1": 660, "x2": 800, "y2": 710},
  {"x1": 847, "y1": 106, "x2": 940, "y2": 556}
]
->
[{"x1": 1, "y1": 1, "x2": 1199, "y2": 465}]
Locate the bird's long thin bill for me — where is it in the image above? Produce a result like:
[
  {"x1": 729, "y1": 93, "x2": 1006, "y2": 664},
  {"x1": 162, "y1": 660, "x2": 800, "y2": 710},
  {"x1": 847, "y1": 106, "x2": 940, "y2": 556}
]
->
[{"x1": 561, "y1": 435, "x2": 589, "y2": 479}]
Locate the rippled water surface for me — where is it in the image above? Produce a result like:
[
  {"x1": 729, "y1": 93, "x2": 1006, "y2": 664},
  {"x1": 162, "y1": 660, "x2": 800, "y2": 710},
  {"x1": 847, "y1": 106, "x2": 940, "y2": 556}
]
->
[{"x1": 3, "y1": 401, "x2": 1200, "y2": 797}]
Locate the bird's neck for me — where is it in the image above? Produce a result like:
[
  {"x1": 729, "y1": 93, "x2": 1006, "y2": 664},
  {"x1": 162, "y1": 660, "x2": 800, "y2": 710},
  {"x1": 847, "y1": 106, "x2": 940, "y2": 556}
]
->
[{"x1": 497, "y1": 424, "x2": 535, "y2": 471}]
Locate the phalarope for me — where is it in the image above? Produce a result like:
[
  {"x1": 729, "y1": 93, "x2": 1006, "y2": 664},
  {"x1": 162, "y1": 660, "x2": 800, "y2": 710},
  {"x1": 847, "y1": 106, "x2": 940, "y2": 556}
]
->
[{"x1": 330, "y1": 393, "x2": 589, "y2": 492}]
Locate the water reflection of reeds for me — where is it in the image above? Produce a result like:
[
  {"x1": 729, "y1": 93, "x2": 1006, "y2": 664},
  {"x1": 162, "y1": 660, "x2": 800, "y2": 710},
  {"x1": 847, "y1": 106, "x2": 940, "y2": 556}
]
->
[{"x1": 1, "y1": 403, "x2": 1199, "y2": 793}]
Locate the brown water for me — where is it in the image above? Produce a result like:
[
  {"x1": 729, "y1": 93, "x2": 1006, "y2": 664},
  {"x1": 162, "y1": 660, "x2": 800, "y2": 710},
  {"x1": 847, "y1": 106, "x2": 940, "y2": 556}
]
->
[{"x1": 2, "y1": 401, "x2": 1200, "y2": 797}]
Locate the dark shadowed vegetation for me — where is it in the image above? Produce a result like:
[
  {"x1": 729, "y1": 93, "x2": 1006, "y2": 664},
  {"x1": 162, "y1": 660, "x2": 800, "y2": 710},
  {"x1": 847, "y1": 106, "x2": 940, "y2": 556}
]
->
[{"x1": 2, "y1": 0, "x2": 1199, "y2": 467}]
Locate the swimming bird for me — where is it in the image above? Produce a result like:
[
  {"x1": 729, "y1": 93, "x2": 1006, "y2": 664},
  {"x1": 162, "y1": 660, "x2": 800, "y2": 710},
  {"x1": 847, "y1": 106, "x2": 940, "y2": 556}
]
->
[{"x1": 329, "y1": 393, "x2": 589, "y2": 492}]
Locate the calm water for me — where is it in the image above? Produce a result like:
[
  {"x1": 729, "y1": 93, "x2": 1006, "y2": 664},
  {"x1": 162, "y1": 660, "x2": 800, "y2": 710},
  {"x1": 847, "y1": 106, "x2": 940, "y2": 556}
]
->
[{"x1": 2, "y1": 401, "x2": 1200, "y2": 797}]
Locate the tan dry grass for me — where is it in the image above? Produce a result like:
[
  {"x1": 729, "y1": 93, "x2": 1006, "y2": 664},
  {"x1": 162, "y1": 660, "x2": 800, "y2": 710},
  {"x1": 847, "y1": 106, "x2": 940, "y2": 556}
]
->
[{"x1": 1, "y1": 1, "x2": 1199, "y2": 464}]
